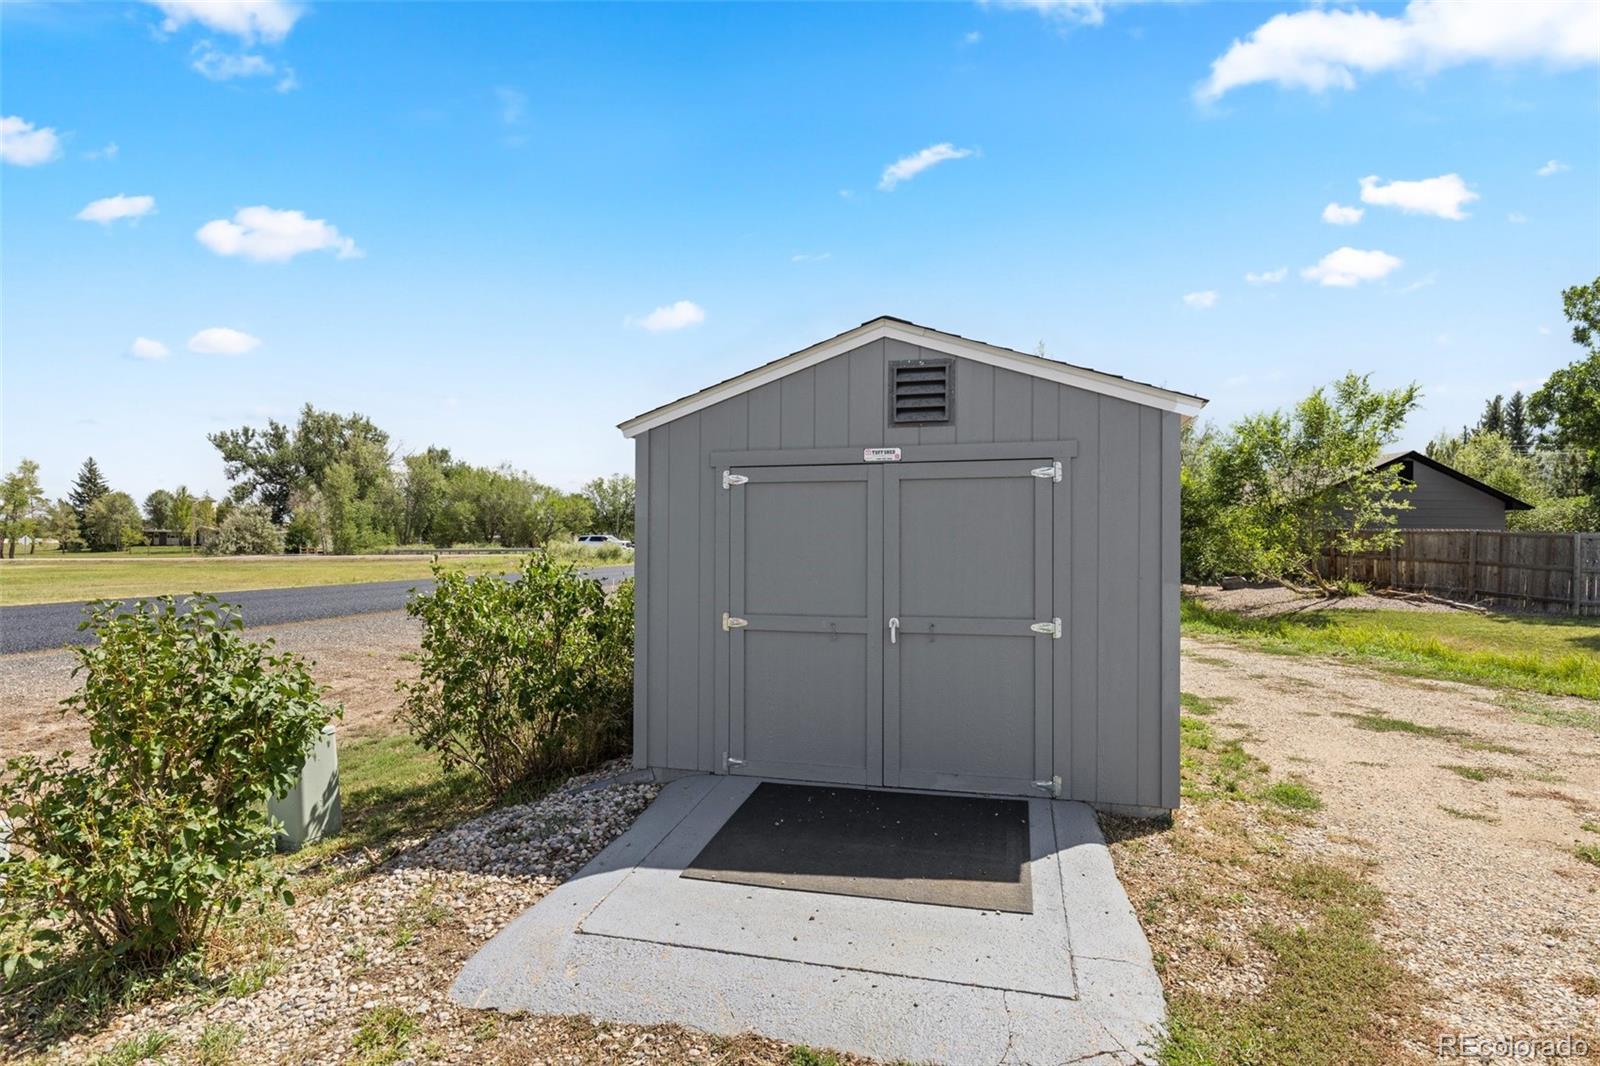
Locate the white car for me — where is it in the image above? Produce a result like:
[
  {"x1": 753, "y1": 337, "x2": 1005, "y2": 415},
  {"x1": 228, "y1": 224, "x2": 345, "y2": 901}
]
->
[{"x1": 576, "y1": 534, "x2": 628, "y2": 548}]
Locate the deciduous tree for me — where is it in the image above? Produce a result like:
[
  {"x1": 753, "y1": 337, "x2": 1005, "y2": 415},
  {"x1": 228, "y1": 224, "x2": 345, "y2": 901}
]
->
[
  {"x1": 1, "y1": 459, "x2": 47, "y2": 558},
  {"x1": 1181, "y1": 374, "x2": 1421, "y2": 585}
]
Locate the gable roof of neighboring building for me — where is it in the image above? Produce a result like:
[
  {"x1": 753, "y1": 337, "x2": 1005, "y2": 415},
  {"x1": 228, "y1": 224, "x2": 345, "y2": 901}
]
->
[
  {"x1": 1374, "y1": 449, "x2": 1534, "y2": 510},
  {"x1": 618, "y1": 315, "x2": 1208, "y2": 439}
]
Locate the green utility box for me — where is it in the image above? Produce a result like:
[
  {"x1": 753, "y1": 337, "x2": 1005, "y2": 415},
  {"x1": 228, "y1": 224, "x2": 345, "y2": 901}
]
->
[{"x1": 270, "y1": 724, "x2": 341, "y2": 852}]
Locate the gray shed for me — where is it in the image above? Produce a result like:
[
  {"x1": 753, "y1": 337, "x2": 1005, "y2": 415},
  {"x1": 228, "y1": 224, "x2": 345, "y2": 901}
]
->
[{"x1": 619, "y1": 317, "x2": 1206, "y2": 814}]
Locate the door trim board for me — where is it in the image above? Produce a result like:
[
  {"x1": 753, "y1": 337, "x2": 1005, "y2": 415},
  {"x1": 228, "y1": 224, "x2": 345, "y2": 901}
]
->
[{"x1": 709, "y1": 440, "x2": 1078, "y2": 470}]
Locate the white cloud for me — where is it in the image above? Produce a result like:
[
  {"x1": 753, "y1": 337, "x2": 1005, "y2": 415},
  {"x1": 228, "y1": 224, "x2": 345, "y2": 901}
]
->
[
  {"x1": 149, "y1": 0, "x2": 303, "y2": 44},
  {"x1": 791, "y1": 252, "x2": 832, "y2": 263},
  {"x1": 190, "y1": 42, "x2": 296, "y2": 89},
  {"x1": 1537, "y1": 159, "x2": 1569, "y2": 176},
  {"x1": 128, "y1": 337, "x2": 170, "y2": 360},
  {"x1": 496, "y1": 86, "x2": 527, "y2": 126},
  {"x1": 1397, "y1": 271, "x2": 1437, "y2": 294},
  {"x1": 879, "y1": 143, "x2": 975, "y2": 191},
  {"x1": 1359, "y1": 173, "x2": 1477, "y2": 219},
  {"x1": 1182, "y1": 290, "x2": 1219, "y2": 310},
  {"x1": 188, "y1": 327, "x2": 262, "y2": 355},
  {"x1": 962, "y1": 30, "x2": 983, "y2": 45},
  {"x1": 630, "y1": 300, "x2": 706, "y2": 333},
  {"x1": 989, "y1": 0, "x2": 1118, "y2": 28},
  {"x1": 85, "y1": 141, "x2": 119, "y2": 161},
  {"x1": 1245, "y1": 267, "x2": 1288, "y2": 284},
  {"x1": 1301, "y1": 246, "x2": 1403, "y2": 287},
  {"x1": 1508, "y1": 211, "x2": 1529, "y2": 224},
  {"x1": 197, "y1": 206, "x2": 362, "y2": 262},
  {"x1": 76, "y1": 194, "x2": 156, "y2": 224},
  {"x1": 1196, "y1": 1, "x2": 1600, "y2": 103},
  {"x1": 1, "y1": 115, "x2": 63, "y2": 166},
  {"x1": 1322, "y1": 202, "x2": 1364, "y2": 225}
]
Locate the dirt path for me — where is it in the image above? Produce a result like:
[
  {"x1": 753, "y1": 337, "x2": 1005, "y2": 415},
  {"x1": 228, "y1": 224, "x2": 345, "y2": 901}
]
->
[
  {"x1": 1180, "y1": 636, "x2": 1600, "y2": 1051},
  {"x1": 0, "y1": 611, "x2": 421, "y2": 759}
]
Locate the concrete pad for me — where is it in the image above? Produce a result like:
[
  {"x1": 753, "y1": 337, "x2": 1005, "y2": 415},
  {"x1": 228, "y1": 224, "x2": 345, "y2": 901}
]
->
[
  {"x1": 452, "y1": 775, "x2": 1165, "y2": 1065},
  {"x1": 578, "y1": 776, "x2": 1075, "y2": 998}
]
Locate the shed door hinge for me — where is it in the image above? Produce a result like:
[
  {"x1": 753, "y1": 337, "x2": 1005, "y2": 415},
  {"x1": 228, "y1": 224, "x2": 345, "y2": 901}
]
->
[
  {"x1": 1031, "y1": 461, "x2": 1063, "y2": 483},
  {"x1": 722, "y1": 470, "x2": 749, "y2": 489},
  {"x1": 1032, "y1": 775, "x2": 1062, "y2": 797},
  {"x1": 1029, "y1": 618, "x2": 1062, "y2": 639},
  {"x1": 722, "y1": 612, "x2": 748, "y2": 631}
]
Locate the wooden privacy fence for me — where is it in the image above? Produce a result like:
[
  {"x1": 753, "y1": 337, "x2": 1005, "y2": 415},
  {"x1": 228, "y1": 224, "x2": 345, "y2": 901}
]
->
[{"x1": 1321, "y1": 530, "x2": 1600, "y2": 616}]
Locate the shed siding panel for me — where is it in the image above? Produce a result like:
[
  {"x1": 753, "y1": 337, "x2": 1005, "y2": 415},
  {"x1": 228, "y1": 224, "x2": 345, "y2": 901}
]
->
[
  {"x1": 646, "y1": 427, "x2": 671, "y2": 768},
  {"x1": 780, "y1": 368, "x2": 817, "y2": 449},
  {"x1": 632, "y1": 435, "x2": 650, "y2": 768},
  {"x1": 814, "y1": 356, "x2": 851, "y2": 447},
  {"x1": 666, "y1": 417, "x2": 702, "y2": 769},
  {"x1": 847, "y1": 340, "x2": 887, "y2": 446},
  {"x1": 1061, "y1": 386, "x2": 1099, "y2": 802},
  {"x1": 1136, "y1": 405, "x2": 1161, "y2": 805},
  {"x1": 956, "y1": 359, "x2": 995, "y2": 444},
  {"x1": 748, "y1": 381, "x2": 782, "y2": 449},
  {"x1": 1095, "y1": 396, "x2": 1142, "y2": 808},
  {"x1": 1398, "y1": 464, "x2": 1508, "y2": 530},
  {"x1": 993, "y1": 369, "x2": 1034, "y2": 442},
  {"x1": 1159, "y1": 412, "x2": 1182, "y2": 809}
]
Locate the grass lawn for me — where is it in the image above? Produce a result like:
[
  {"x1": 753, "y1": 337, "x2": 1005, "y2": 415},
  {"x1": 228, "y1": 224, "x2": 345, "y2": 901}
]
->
[
  {"x1": 0, "y1": 546, "x2": 631, "y2": 607},
  {"x1": 1181, "y1": 597, "x2": 1600, "y2": 700}
]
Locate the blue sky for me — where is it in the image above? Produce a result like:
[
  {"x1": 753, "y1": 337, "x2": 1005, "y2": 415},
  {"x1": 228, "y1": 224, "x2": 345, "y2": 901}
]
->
[{"x1": 3, "y1": 0, "x2": 1597, "y2": 502}]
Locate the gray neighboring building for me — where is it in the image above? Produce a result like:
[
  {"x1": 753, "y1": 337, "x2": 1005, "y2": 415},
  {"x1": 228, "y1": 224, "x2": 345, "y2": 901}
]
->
[
  {"x1": 619, "y1": 317, "x2": 1206, "y2": 814},
  {"x1": 1376, "y1": 450, "x2": 1532, "y2": 530}
]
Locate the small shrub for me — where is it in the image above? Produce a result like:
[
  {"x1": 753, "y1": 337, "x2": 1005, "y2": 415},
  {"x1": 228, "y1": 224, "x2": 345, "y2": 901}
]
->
[
  {"x1": 94, "y1": 1030, "x2": 174, "y2": 1066},
  {"x1": 1577, "y1": 844, "x2": 1600, "y2": 868},
  {"x1": 204, "y1": 504, "x2": 285, "y2": 556},
  {"x1": 400, "y1": 554, "x2": 634, "y2": 796},
  {"x1": 194, "y1": 1021, "x2": 245, "y2": 1066},
  {"x1": 0, "y1": 596, "x2": 337, "y2": 977},
  {"x1": 1263, "y1": 780, "x2": 1324, "y2": 811},
  {"x1": 353, "y1": 1005, "x2": 418, "y2": 1065}
]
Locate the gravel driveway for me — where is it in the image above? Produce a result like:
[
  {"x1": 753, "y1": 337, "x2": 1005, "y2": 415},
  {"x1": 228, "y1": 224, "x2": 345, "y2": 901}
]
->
[
  {"x1": 0, "y1": 610, "x2": 422, "y2": 758},
  {"x1": 1178, "y1": 638, "x2": 1600, "y2": 1051}
]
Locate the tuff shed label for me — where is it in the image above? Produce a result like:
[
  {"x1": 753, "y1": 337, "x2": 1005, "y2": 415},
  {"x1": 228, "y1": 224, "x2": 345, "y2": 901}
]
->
[{"x1": 862, "y1": 447, "x2": 903, "y2": 463}]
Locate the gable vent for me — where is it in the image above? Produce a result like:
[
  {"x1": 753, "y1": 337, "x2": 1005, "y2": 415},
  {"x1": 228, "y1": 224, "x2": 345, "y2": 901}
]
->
[{"x1": 889, "y1": 358, "x2": 954, "y2": 425}]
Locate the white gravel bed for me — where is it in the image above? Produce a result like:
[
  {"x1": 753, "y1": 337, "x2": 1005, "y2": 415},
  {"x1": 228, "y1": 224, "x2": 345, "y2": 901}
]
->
[{"x1": 43, "y1": 761, "x2": 660, "y2": 1064}]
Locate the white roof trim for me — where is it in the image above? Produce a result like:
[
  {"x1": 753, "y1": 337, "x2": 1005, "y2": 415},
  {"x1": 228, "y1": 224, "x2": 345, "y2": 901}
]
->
[{"x1": 618, "y1": 319, "x2": 1206, "y2": 438}]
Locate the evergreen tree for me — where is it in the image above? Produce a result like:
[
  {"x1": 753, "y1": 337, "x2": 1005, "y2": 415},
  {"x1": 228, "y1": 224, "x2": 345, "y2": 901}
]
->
[
  {"x1": 1477, "y1": 395, "x2": 1505, "y2": 435},
  {"x1": 68, "y1": 457, "x2": 110, "y2": 524},
  {"x1": 1505, "y1": 391, "x2": 1531, "y2": 452}
]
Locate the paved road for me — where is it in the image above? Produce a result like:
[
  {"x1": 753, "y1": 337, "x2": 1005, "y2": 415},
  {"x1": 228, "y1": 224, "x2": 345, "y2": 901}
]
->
[{"x1": 0, "y1": 565, "x2": 634, "y2": 655}]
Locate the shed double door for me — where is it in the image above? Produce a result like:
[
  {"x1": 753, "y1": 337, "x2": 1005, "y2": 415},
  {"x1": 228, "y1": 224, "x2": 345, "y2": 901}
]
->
[{"x1": 721, "y1": 460, "x2": 1055, "y2": 796}]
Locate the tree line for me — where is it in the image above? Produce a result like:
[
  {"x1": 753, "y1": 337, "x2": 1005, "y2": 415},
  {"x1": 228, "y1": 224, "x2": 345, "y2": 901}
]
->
[
  {"x1": 1182, "y1": 277, "x2": 1600, "y2": 584},
  {"x1": 1, "y1": 408, "x2": 634, "y2": 556}
]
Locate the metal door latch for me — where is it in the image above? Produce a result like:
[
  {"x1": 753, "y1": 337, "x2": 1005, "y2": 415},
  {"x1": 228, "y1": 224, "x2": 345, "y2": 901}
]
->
[
  {"x1": 721, "y1": 470, "x2": 748, "y2": 489},
  {"x1": 724, "y1": 753, "x2": 745, "y2": 770},
  {"x1": 888, "y1": 616, "x2": 900, "y2": 644},
  {"x1": 1031, "y1": 461, "x2": 1063, "y2": 483},
  {"x1": 1032, "y1": 775, "x2": 1062, "y2": 797},
  {"x1": 1029, "y1": 618, "x2": 1062, "y2": 638},
  {"x1": 722, "y1": 612, "x2": 748, "y2": 631}
]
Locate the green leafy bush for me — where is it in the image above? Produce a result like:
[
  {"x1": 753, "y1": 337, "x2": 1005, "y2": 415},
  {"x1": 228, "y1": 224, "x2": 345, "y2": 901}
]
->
[
  {"x1": 0, "y1": 596, "x2": 337, "y2": 976},
  {"x1": 204, "y1": 504, "x2": 286, "y2": 556},
  {"x1": 400, "y1": 554, "x2": 633, "y2": 796}
]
